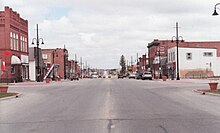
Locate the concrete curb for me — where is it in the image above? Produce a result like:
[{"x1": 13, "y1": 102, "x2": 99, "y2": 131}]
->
[
  {"x1": 193, "y1": 89, "x2": 220, "y2": 97},
  {"x1": 0, "y1": 93, "x2": 23, "y2": 101}
]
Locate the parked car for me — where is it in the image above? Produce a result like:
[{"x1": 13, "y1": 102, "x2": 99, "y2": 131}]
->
[
  {"x1": 142, "y1": 72, "x2": 152, "y2": 80},
  {"x1": 136, "y1": 73, "x2": 142, "y2": 80},
  {"x1": 92, "y1": 74, "x2": 98, "y2": 78},
  {"x1": 129, "y1": 73, "x2": 136, "y2": 79},
  {"x1": 70, "y1": 73, "x2": 79, "y2": 80},
  {"x1": 118, "y1": 74, "x2": 124, "y2": 79}
]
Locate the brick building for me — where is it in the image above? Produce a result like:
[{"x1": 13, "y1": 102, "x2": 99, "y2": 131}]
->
[
  {"x1": 0, "y1": 6, "x2": 29, "y2": 83},
  {"x1": 41, "y1": 48, "x2": 68, "y2": 79},
  {"x1": 137, "y1": 54, "x2": 147, "y2": 73},
  {"x1": 68, "y1": 60, "x2": 80, "y2": 78},
  {"x1": 148, "y1": 39, "x2": 220, "y2": 78}
]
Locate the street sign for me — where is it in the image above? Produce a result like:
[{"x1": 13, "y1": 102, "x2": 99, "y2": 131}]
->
[{"x1": 4, "y1": 50, "x2": 10, "y2": 56}]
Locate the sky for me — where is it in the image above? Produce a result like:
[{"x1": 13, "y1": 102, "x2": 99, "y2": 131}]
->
[{"x1": 1, "y1": 0, "x2": 220, "y2": 69}]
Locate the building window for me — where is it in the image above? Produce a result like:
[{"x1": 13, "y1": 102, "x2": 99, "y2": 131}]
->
[
  {"x1": 186, "y1": 53, "x2": 192, "y2": 60},
  {"x1": 168, "y1": 53, "x2": 171, "y2": 62},
  {"x1": 203, "y1": 52, "x2": 213, "y2": 57},
  {"x1": 10, "y1": 32, "x2": 13, "y2": 49},
  {"x1": 42, "y1": 54, "x2": 48, "y2": 59},
  {"x1": 16, "y1": 34, "x2": 19, "y2": 50},
  {"x1": 20, "y1": 37, "x2": 23, "y2": 51},
  {"x1": 171, "y1": 52, "x2": 175, "y2": 61},
  {"x1": 24, "y1": 38, "x2": 28, "y2": 52},
  {"x1": 13, "y1": 33, "x2": 16, "y2": 50},
  {"x1": 25, "y1": 37, "x2": 28, "y2": 52},
  {"x1": 11, "y1": 66, "x2": 15, "y2": 74}
]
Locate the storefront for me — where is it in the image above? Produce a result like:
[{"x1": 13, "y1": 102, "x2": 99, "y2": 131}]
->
[{"x1": 21, "y1": 55, "x2": 29, "y2": 81}]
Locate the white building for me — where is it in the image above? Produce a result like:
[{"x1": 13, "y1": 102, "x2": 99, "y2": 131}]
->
[{"x1": 167, "y1": 46, "x2": 220, "y2": 78}]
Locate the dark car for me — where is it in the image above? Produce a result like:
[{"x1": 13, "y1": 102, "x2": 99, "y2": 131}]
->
[
  {"x1": 118, "y1": 74, "x2": 124, "y2": 79},
  {"x1": 70, "y1": 73, "x2": 79, "y2": 80},
  {"x1": 136, "y1": 73, "x2": 142, "y2": 80}
]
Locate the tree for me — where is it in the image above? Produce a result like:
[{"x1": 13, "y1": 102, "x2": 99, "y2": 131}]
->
[{"x1": 120, "y1": 55, "x2": 126, "y2": 74}]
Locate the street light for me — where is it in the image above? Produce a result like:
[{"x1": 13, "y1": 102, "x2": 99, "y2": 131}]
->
[
  {"x1": 63, "y1": 46, "x2": 68, "y2": 79},
  {"x1": 171, "y1": 22, "x2": 184, "y2": 80},
  {"x1": 212, "y1": 3, "x2": 220, "y2": 16},
  {"x1": 32, "y1": 24, "x2": 44, "y2": 82},
  {"x1": 158, "y1": 47, "x2": 162, "y2": 79}
]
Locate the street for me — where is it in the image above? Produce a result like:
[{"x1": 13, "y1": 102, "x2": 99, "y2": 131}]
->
[{"x1": 1, "y1": 79, "x2": 220, "y2": 133}]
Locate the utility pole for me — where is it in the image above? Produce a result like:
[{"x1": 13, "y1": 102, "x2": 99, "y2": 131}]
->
[
  {"x1": 32, "y1": 24, "x2": 44, "y2": 82},
  {"x1": 75, "y1": 54, "x2": 77, "y2": 74},
  {"x1": 64, "y1": 44, "x2": 67, "y2": 79},
  {"x1": 80, "y1": 57, "x2": 83, "y2": 78}
]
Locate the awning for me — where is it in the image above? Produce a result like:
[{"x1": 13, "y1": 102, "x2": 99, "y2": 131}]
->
[{"x1": 11, "y1": 55, "x2": 21, "y2": 65}]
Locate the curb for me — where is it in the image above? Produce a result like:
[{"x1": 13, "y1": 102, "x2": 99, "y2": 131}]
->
[
  {"x1": 193, "y1": 89, "x2": 220, "y2": 97},
  {"x1": 0, "y1": 93, "x2": 23, "y2": 101}
]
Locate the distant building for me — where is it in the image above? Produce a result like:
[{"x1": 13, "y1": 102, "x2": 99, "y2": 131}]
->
[
  {"x1": 0, "y1": 6, "x2": 29, "y2": 83},
  {"x1": 41, "y1": 48, "x2": 68, "y2": 79},
  {"x1": 137, "y1": 54, "x2": 147, "y2": 73},
  {"x1": 68, "y1": 60, "x2": 80, "y2": 77}
]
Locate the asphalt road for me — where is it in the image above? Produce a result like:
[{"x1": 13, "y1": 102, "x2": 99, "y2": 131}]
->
[{"x1": 1, "y1": 78, "x2": 220, "y2": 133}]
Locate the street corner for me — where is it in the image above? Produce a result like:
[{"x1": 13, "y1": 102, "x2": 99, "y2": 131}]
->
[
  {"x1": 0, "y1": 92, "x2": 23, "y2": 101},
  {"x1": 193, "y1": 89, "x2": 220, "y2": 97},
  {"x1": 9, "y1": 81, "x2": 51, "y2": 87}
]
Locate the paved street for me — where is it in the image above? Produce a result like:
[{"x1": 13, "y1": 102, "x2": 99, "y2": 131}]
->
[{"x1": 1, "y1": 79, "x2": 220, "y2": 133}]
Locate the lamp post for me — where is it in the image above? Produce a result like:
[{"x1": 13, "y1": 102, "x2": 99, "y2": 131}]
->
[
  {"x1": 52, "y1": 50, "x2": 56, "y2": 80},
  {"x1": 158, "y1": 47, "x2": 162, "y2": 79},
  {"x1": 32, "y1": 24, "x2": 44, "y2": 82},
  {"x1": 63, "y1": 45, "x2": 68, "y2": 79},
  {"x1": 212, "y1": 3, "x2": 220, "y2": 15},
  {"x1": 171, "y1": 22, "x2": 183, "y2": 80}
]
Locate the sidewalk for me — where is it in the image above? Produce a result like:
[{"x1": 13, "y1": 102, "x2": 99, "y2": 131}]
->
[
  {"x1": 158, "y1": 78, "x2": 212, "y2": 84},
  {"x1": 8, "y1": 79, "x2": 70, "y2": 87}
]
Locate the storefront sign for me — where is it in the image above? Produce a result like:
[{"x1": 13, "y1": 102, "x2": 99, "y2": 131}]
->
[{"x1": 21, "y1": 55, "x2": 29, "y2": 64}]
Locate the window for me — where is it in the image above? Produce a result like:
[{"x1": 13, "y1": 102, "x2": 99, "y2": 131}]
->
[
  {"x1": 186, "y1": 53, "x2": 192, "y2": 60},
  {"x1": 203, "y1": 52, "x2": 213, "y2": 57},
  {"x1": 16, "y1": 34, "x2": 19, "y2": 50},
  {"x1": 42, "y1": 54, "x2": 48, "y2": 59},
  {"x1": 11, "y1": 66, "x2": 15, "y2": 74},
  {"x1": 25, "y1": 37, "x2": 27, "y2": 52},
  {"x1": 168, "y1": 53, "x2": 170, "y2": 62},
  {"x1": 10, "y1": 32, "x2": 13, "y2": 49},
  {"x1": 20, "y1": 37, "x2": 23, "y2": 51}
]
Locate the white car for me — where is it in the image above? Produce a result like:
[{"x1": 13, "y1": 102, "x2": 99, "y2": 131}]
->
[
  {"x1": 92, "y1": 74, "x2": 98, "y2": 78},
  {"x1": 129, "y1": 73, "x2": 136, "y2": 79},
  {"x1": 142, "y1": 72, "x2": 152, "y2": 80}
]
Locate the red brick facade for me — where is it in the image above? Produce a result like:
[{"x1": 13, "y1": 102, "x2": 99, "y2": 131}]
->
[
  {"x1": 42, "y1": 48, "x2": 68, "y2": 79},
  {"x1": 68, "y1": 60, "x2": 80, "y2": 78},
  {"x1": 0, "y1": 6, "x2": 28, "y2": 83}
]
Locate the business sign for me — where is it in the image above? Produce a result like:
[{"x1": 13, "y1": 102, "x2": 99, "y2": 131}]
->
[
  {"x1": 4, "y1": 50, "x2": 10, "y2": 56},
  {"x1": 21, "y1": 55, "x2": 29, "y2": 64}
]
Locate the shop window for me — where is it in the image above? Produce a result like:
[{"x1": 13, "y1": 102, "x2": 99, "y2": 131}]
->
[{"x1": 11, "y1": 66, "x2": 15, "y2": 74}]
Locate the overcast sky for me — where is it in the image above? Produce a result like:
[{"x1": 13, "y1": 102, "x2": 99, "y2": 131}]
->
[{"x1": 1, "y1": 0, "x2": 220, "y2": 69}]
